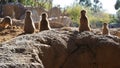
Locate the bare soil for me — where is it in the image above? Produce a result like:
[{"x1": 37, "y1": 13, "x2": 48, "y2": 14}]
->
[{"x1": 0, "y1": 28, "x2": 23, "y2": 43}]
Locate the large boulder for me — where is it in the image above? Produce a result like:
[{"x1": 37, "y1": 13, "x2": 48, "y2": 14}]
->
[
  {"x1": 2, "y1": 3, "x2": 14, "y2": 18},
  {"x1": 0, "y1": 30, "x2": 120, "y2": 68},
  {"x1": 13, "y1": 3, "x2": 26, "y2": 19},
  {"x1": 49, "y1": 16, "x2": 72, "y2": 28},
  {"x1": 48, "y1": 7, "x2": 61, "y2": 18},
  {"x1": 48, "y1": 7, "x2": 72, "y2": 27},
  {"x1": 2, "y1": 3, "x2": 26, "y2": 19}
]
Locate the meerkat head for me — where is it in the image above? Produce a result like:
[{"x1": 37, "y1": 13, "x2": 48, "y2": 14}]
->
[
  {"x1": 4, "y1": 16, "x2": 11, "y2": 22},
  {"x1": 26, "y1": 10, "x2": 32, "y2": 16},
  {"x1": 41, "y1": 12, "x2": 48, "y2": 19},
  {"x1": 2, "y1": 16, "x2": 12, "y2": 24},
  {"x1": 103, "y1": 23, "x2": 108, "y2": 26},
  {"x1": 5, "y1": 16, "x2": 11, "y2": 19},
  {"x1": 81, "y1": 10, "x2": 86, "y2": 16}
]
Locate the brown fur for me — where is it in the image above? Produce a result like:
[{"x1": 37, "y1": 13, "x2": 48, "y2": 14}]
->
[
  {"x1": 24, "y1": 10, "x2": 36, "y2": 33},
  {"x1": 0, "y1": 16, "x2": 12, "y2": 29},
  {"x1": 39, "y1": 12, "x2": 51, "y2": 32},
  {"x1": 102, "y1": 23, "x2": 109, "y2": 35},
  {"x1": 79, "y1": 10, "x2": 91, "y2": 32}
]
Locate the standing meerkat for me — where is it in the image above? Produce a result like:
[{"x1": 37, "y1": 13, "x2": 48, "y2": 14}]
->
[
  {"x1": 79, "y1": 10, "x2": 91, "y2": 32},
  {"x1": 24, "y1": 10, "x2": 36, "y2": 34},
  {"x1": 39, "y1": 12, "x2": 51, "y2": 32},
  {"x1": 102, "y1": 23, "x2": 109, "y2": 35},
  {"x1": 0, "y1": 16, "x2": 12, "y2": 29}
]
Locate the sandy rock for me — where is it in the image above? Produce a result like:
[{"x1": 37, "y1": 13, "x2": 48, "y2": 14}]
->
[
  {"x1": 50, "y1": 22, "x2": 64, "y2": 28},
  {"x1": 12, "y1": 19, "x2": 24, "y2": 28},
  {"x1": 63, "y1": 31, "x2": 120, "y2": 68},
  {"x1": 49, "y1": 17, "x2": 72, "y2": 28},
  {"x1": 0, "y1": 30, "x2": 120, "y2": 68}
]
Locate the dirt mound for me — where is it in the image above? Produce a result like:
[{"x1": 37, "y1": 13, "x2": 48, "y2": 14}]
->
[{"x1": 0, "y1": 30, "x2": 120, "y2": 68}]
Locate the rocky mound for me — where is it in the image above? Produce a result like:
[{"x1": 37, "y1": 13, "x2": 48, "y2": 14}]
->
[{"x1": 0, "y1": 30, "x2": 120, "y2": 68}]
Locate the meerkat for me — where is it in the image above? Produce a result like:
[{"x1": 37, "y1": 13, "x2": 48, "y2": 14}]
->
[
  {"x1": 0, "y1": 16, "x2": 12, "y2": 29},
  {"x1": 79, "y1": 10, "x2": 91, "y2": 32},
  {"x1": 24, "y1": 10, "x2": 36, "y2": 34},
  {"x1": 102, "y1": 23, "x2": 109, "y2": 35},
  {"x1": 39, "y1": 12, "x2": 51, "y2": 32}
]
